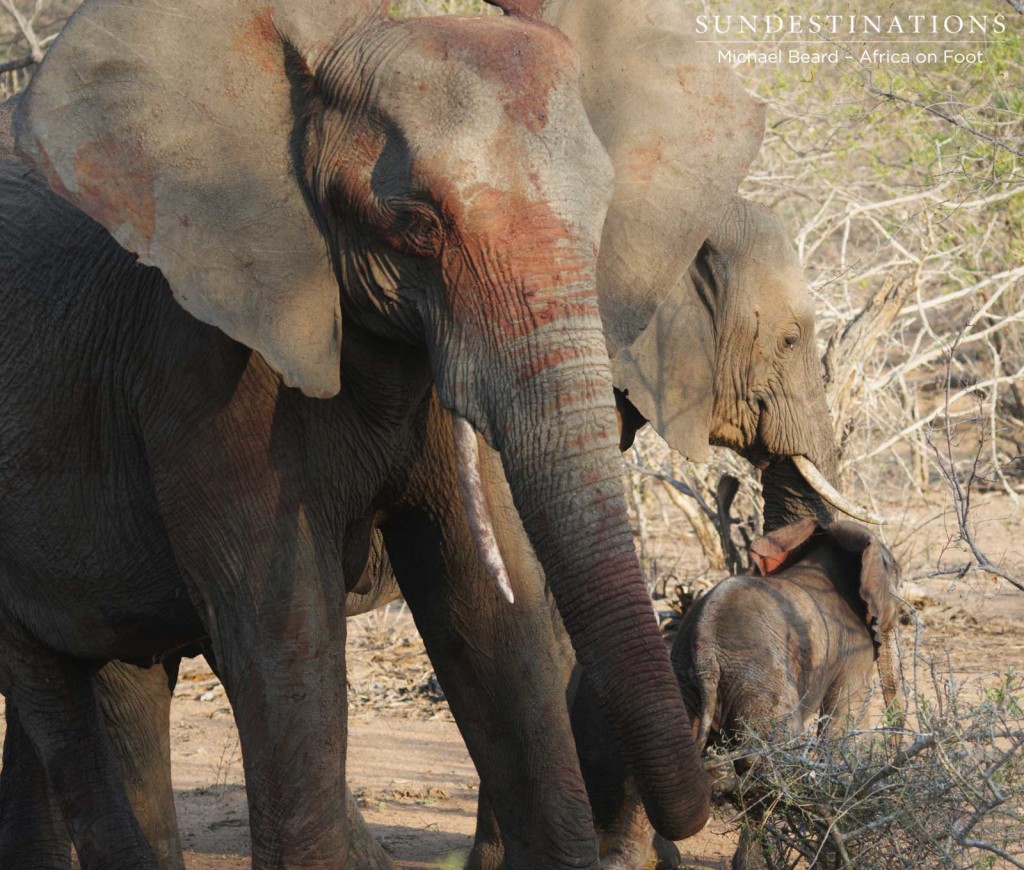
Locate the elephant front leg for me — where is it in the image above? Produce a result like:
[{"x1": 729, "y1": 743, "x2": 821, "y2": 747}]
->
[
  {"x1": 384, "y1": 505, "x2": 600, "y2": 870},
  {"x1": 145, "y1": 373, "x2": 375, "y2": 867},
  {"x1": 207, "y1": 590, "x2": 351, "y2": 869},
  {"x1": 383, "y1": 396, "x2": 600, "y2": 869}
]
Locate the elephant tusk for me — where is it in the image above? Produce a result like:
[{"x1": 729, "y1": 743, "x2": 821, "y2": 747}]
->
[
  {"x1": 452, "y1": 414, "x2": 515, "y2": 604},
  {"x1": 792, "y1": 455, "x2": 890, "y2": 525}
]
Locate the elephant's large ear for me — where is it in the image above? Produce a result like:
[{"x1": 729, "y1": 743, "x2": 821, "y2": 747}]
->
[
  {"x1": 826, "y1": 522, "x2": 901, "y2": 637},
  {"x1": 540, "y1": 1, "x2": 766, "y2": 459},
  {"x1": 14, "y1": 0, "x2": 385, "y2": 397},
  {"x1": 750, "y1": 518, "x2": 820, "y2": 576}
]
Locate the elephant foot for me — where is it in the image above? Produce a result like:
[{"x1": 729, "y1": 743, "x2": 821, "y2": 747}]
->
[
  {"x1": 348, "y1": 832, "x2": 395, "y2": 870},
  {"x1": 465, "y1": 839, "x2": 503, "y2": 870},
  {"x1": 598, "y1": 779, "x2": 677, "y2": 870},
  {"x1": 600, "y1": 828, "x2": 667, "y2": 870},
  {"x1": 600, "y1": 843, "x2": 656, "y2": 870},
  {"x1": 599, "y1": 832, "x2": 680, "y2": 869},
  {"x1": 346, "y1": 785, "x2": 396, "y2": 870}
]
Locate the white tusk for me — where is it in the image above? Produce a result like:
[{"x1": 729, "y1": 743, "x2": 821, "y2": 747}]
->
[
  {"x1": 452, "y1": 414, "x2": 515, "y2": 604},
  {"x1": 792, "y1": 455, "x2": 890, "y2": 525}
]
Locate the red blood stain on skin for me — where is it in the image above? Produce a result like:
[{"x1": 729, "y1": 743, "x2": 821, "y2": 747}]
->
[
  {"x1": 26, "y1": 138, "x2": 76, "y2": 205},
  {"x1": 234, "y1": 8, "x2": 281, "y2": 75},
  {"x1": 444, "y1": 185, "x2": 598, "y2": 351},
  {"x1": 565, "y1": 429, "x2": 610, "y2": 452},
  {"x1": 682, "y1": 67, "x2": 729, "y2": 109},
  {"x1": 72, "y1": 138, "x2": 157, "y2": 247},
  {"x1": 517, "y1": 346, "x2": 583, "y2": 383}
]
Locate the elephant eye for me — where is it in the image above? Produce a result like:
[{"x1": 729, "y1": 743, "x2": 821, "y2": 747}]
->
[
  {"x1": 782, "y1": 332, "x2": 800, "y2": 352},
  {"x1": 381, "y1": 197, "x2": 445, "y2": 259}
]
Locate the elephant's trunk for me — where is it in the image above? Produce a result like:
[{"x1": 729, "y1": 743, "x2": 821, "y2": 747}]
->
[
  {"x1": 760, "y1": 387, "x2": 884, "y2": 529},
  {"x1": 761, "y1": 457, "x2": 831, "y2": 533},
  {"x1": 483, "y1": 330, "x2": 709, "y2": 840},
  {"x1": 756, "y1": 322, "x2": 887, "y2": 529},
  {"x1": 431, "y1": 211, "x2": 710, "y2": 836}
]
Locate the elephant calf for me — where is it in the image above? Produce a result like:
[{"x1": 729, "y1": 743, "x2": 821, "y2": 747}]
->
[{"x1": 576, "y1": 519, "x2": 901, "y2": 870}]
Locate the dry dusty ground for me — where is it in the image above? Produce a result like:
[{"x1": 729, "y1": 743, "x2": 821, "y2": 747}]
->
[{"x1": 0, "y1": 491, "x2": 1022, "y2": 868}]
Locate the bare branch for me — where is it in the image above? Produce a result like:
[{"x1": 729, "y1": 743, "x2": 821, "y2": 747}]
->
[
  {"x1": 0, "y1": 52, "x2": 34, "y2": 73},
  {"x1": 625, "y1": 461, "x2": 718, "y2": 524},
  {"x1": 865, "y1": 77, "x2": 1024, "y2": 161},
  {"x1": 0, "y1": 0, "x2": 46, "y2": 62},
  {"x1": 924, "y1": 326, "x2": 1024, "y2": 593}
]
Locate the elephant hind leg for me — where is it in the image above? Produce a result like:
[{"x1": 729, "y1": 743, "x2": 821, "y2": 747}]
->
[
  {"x1": 0, "y1": 624, "x2": 156, "y2": 869},
  {"x1": 0, "y1": 699, "x2": 71, "y2": 870}
]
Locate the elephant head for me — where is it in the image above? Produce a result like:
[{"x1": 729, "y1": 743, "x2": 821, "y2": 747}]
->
[
  {"x1": 614, "y1": 195, "x2": 883, "y2": 531},
  {"x1": 15, "y1": 0, "x2": 707, "y2": 838},
  {"x1": 676, "y1": 197, "x2": 888, "y2": 531}
]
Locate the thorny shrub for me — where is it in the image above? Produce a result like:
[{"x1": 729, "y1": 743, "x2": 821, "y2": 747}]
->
[{"x1": 717, "y1": 663, "x2": 1024, "y2": 869}]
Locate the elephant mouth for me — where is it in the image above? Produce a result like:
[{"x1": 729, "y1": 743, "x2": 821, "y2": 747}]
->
[
  {"x1": 739, "y1": 407, "x2": 773, "y2": 469},
  {"x1": 452, "y1": 413, "x2": 515, "y2": 603}
]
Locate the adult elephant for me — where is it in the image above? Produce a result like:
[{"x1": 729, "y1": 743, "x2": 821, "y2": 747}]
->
[
  {"x1": 0, "y1": 0, "x2": 709, "y2": 866},
  {"x1": 0, "y1": 196, "x2": 860, "y2": 869},
  {"x1": 1, "y1": 2, "x2": 880, "y2": 868}
]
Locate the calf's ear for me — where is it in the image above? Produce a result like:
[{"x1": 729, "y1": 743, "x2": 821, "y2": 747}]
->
[
  {"x1": 826, "y1": 522, "x2": 900, "y2": 636},
  {"x1": 749, "y1": 517, "x2": 820, "y2": 576}
]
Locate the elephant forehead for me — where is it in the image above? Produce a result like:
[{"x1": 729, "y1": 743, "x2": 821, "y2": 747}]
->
[
  {"x1": 404, "y1": 108, "x2": 610, "y2": 252},
  {"x1": 400, "y1": 16, "x2": 577, "y2": 135},
  {"x1": 365, "y1": 20, "x2": 612, "y2": 252}
]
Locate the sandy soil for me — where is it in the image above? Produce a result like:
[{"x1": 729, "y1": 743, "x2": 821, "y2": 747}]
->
[
  {"x1": 1, "y1": 491, "x2": 1021, "y2": 869},
  {"x1": 159, "y1": 648, "x2": 751, "y2": 870}
]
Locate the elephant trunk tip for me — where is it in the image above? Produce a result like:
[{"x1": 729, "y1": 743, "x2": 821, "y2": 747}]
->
[{"x1": 642, "y1": 774, "x2": 711, "y2": 842}]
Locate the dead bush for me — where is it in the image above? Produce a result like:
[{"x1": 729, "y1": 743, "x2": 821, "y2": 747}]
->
[{"x1": 718, "y1": 662, "x2": 1024, "y2": 869}]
